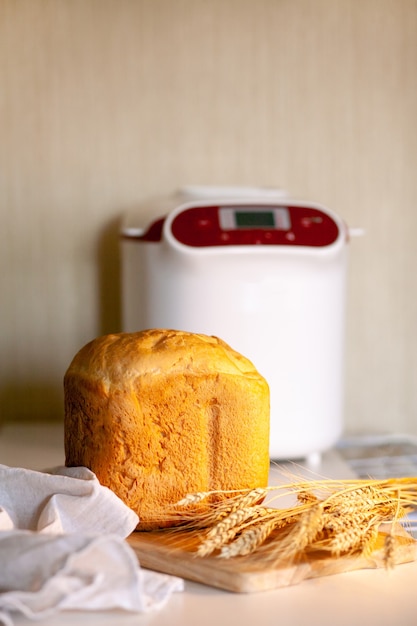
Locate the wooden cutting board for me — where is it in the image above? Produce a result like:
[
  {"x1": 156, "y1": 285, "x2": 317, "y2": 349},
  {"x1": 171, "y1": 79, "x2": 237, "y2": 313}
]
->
[{"x1": 127, "y1": 524, "x2": 417, "y2": 593}]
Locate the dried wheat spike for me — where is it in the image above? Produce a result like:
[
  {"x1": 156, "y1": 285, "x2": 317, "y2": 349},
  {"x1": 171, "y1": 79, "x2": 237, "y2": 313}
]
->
[
  {"x1": 322, "y1": 510, "x2": 371, "y2": 533},
  {"x1": 206, "y1": 505, "x2": 271, "y2": 539},
  {"x1": 219, "y1": 518, "x2": 279, "y2": 558},
  {"x1": 297, "y1": 490, "x2": 318, "y2": 504},
  {"x1": 174, "y1": 492, "x2": 211, "y2": 507},
  {"x1": 197, "y1": 506, "x2": 277, "y2": 557},
  {"x1": 360, "y1": 525, "x2": 380, "y2": 558},
  {"x1": 228, "y1": 487, "x2": 268, "y2": 513},
  {"x1": 326, "y1": 486, "x2": 383, "y2": 516},
  {"x1": 327, "y1": 524, "x2": 372, "y2": 557},
  {"x1": 384, "y1": 534, "x2": 398, "y2": 570},
  {"x1": 196, "y1": 527, "x2": 240, "y2": 557}
]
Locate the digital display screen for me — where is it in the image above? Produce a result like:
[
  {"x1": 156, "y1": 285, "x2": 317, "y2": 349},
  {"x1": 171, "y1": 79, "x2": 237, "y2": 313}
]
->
[
  {"x1": 235, "y1": 211, "x2": 275, "y2": 228},
  {"x1": 218, "y1": 206, "x2": 291, "y2": 231}
]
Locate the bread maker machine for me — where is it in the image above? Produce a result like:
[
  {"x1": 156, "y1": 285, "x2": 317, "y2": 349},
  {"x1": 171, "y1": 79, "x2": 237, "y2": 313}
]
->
[{"x1": 121, "y1": 187, "x2": 351, "y2": 462}]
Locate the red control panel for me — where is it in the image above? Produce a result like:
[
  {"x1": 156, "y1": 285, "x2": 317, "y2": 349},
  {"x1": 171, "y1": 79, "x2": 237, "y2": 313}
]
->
[
  {"x1": 132, "y1": 204, "x2": 341, "y2": 247},
  {"x1": 170, "y1": 205, "x2": 340, "y2": 248}
]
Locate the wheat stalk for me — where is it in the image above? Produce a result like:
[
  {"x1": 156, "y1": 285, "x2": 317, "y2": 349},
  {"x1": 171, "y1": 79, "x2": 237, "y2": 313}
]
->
[
  {"x1": 384, "y1": 534, "x2": 398, "y2": 569},
  {"x1": 268, "y1": 503, "x2": 325, "y2": 562},
  {"x1": 360, "y1": 525, "x2": 380, "y2": 558},
  {"x1": 297, "y1": 489, "x2": 319, "y2": 505},
  {"x1": 163, "y1": 476, "x2": 417, "y2": 567},
  {"x1": 175, "y1": 492, "x2": 211, "y2": 507},
  {"x1": 197, "y1": 505, "x2": 277, "y2": 557},
  {"x1": 219, "y1": 518, "x2": 279, "y2": 558},
  {"x1": 327, "y1": 523, "x2": 371, "y2": 557}
]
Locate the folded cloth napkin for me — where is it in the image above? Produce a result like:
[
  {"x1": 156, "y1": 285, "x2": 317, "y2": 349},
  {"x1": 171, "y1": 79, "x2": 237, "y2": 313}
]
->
[{"x1": 0, "y1": 464, "x2": 183, "y2": 626}]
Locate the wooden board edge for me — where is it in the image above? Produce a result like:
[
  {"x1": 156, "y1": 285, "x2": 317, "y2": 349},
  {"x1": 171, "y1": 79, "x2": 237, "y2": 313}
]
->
[{"x1": 127, "y1": 526, "x2": 417, "y2": 594}]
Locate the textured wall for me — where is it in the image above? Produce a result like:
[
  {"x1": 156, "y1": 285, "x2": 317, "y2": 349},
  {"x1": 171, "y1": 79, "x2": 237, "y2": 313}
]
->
[{"x1": 1, "y1": 0, "x2": 416, "y2": 436}]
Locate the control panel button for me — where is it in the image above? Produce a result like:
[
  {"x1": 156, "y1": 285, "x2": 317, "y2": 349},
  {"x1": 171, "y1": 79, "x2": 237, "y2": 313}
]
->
[{"x1": 197, "y1": 218, "x2": 212, "y2": 228}]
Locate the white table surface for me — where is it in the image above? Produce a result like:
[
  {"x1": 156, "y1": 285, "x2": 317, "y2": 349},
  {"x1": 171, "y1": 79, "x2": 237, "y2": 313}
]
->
[{"x1": 1, "y1": 423, "x2": 416, "y2": 626}]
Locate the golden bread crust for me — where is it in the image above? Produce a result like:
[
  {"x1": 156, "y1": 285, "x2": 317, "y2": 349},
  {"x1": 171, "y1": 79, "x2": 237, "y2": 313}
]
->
[{"x1": 64, "y1": 329, "x2": 270, "y2": 529}]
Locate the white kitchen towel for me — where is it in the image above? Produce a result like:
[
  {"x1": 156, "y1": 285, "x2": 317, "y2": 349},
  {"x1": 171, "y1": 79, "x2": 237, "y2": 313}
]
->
[
  {"x1": 0, "y1": 464, "x2": 138, "y2": 534},
  {"x1": 0, "y1": 464, "x2": 183, "y2": 625}
]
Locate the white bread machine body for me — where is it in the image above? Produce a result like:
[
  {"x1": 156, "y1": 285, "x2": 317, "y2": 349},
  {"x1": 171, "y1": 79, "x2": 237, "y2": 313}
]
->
[{"x1": 121, "y1": 196, "x2": 349, "y2": 460}]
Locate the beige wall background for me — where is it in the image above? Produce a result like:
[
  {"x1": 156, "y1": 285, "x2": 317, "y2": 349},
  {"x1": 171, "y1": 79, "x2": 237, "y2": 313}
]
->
[{"x1": 1, "y1": 0, "x2": 416, "y2": 437}]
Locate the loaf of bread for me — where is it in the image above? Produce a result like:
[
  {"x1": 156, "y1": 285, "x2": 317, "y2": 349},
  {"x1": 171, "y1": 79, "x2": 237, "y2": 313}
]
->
[{"x1": 64, "y1": 329, "x2": 270, "y2": 529}]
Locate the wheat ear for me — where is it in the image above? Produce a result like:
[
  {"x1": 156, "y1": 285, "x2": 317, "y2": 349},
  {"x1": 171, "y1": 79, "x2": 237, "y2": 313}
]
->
[{"x1": 219, "y1": 518, "x2": 279, "y2": 558}]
